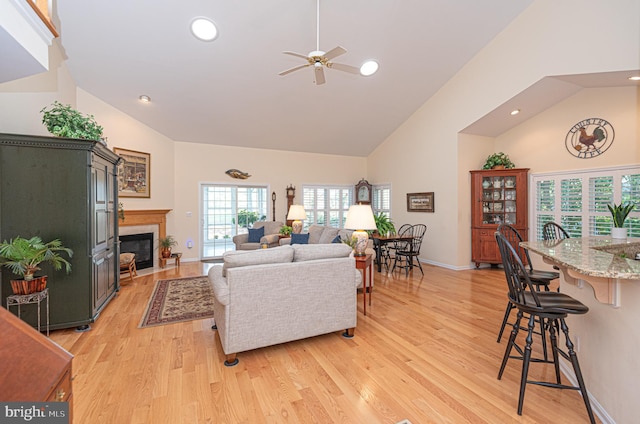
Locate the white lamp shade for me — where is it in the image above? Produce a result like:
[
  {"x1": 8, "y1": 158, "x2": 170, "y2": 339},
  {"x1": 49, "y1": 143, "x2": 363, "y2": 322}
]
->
[
  {"x1": 344, "y1": 204, "x2": 376, "y2": 231},
  {"x1": 287, "y1": 204, "x2": 307, "y2": 220}
]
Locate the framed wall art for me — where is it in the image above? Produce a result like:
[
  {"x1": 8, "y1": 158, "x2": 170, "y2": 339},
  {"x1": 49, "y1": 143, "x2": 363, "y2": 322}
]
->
[
  {"x1": 113, "y1": 147, "x2": 150, "y2": 198},
  {"x1": 407, "y1": 192, "x2": 434, "y2": 212}
]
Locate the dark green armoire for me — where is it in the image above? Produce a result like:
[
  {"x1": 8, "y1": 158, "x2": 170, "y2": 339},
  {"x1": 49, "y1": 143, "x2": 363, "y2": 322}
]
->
[{"x1": 0, "y1": 133, "x2": 121, "y2": 330}]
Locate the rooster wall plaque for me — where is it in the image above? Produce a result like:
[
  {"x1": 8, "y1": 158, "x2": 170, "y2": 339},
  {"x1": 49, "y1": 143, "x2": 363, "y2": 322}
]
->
[{"x1": 565, "y1": 118, "x2": 614, "y2": 159}]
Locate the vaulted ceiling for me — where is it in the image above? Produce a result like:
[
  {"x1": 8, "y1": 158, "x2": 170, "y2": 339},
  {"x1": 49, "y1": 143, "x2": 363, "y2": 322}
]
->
[{"x1": 54, "y1": 1, "x2": 535, "y2": 156}]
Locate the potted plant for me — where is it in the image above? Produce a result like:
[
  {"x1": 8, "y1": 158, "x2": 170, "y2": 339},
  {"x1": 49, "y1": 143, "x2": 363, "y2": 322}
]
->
[
  {"x1": 607, "y1": 202, "x2": 635, "y2": 239},
  {"x1": 0, "y1": 236, "x2": 73, "y2": 295},
  {"x1": 482, "y1": 152, "x2": 515, "y2": 170},
  {"x1": 40, "y1": 101, "x2": 104, "y2": 141},
  {"x1": 159, "y1": 235, "x2": 177, "y2": 258},
  {"x1": 372, "y1": 213, "x2": 396, "y2": 236},
  {"x1": 279, "y1": 225, "x2": 292, "y2": 237}
]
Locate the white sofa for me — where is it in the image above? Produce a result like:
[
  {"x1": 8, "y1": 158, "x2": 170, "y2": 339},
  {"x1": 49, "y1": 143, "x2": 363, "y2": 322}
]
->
[{"x1": 208, "y1": 243, "x2": 360, "y2": 366}]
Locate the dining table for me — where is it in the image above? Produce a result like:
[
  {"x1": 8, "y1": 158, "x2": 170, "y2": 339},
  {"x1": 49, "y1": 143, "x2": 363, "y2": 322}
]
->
[{"x1": 371, "y1": 233, "x2": 414, "y2": 272}]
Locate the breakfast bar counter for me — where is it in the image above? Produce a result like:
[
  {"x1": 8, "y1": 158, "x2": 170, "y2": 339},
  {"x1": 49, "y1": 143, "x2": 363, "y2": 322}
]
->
[
  {"x1": 520, "y1": 236, "x2": 640, "y2": 423},
  {"x1": 521, "y1": 236, "x2": 640, "y2": 307}
]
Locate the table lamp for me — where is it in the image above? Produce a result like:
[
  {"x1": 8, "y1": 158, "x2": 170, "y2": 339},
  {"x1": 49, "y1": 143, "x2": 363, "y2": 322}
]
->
[
  {"x1": 287, "y1": 204, "x2": 307, "y2": 234},
  {"x1": 344, "y1": 204, "x2": 377, "y2": 256}
]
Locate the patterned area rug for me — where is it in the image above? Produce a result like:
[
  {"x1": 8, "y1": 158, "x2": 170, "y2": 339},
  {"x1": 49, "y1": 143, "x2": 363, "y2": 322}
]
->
[{"x1": 139, "y1": 276, "x2": 214, "y2": 328}]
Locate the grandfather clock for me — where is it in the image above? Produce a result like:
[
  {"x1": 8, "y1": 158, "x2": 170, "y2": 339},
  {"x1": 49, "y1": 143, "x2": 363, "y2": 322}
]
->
[{"x1": 286, "y1": 185, "x2": 295, "y2": 226}]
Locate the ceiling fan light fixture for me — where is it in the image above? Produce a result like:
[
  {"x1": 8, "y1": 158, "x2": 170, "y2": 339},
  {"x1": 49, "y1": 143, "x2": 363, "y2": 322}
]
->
[
  {"x1": 190, "y1": 17, "x2": 218, "y2": 42},
  {"x1": 360, "y1": 60, "x2": 379, "y2": 76}
]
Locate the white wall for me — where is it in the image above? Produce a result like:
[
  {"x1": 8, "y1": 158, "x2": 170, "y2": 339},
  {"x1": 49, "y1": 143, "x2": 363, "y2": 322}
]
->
[
  {"x1": 496, "y1": 86, "x2": 640, "y2": 173},
  {"x1": 173, "y1": 141, "x2": 366, "y2": 261},
  {"x1": 0, "y1": 38, "x2": 75, "y2": 135},
  {"x1": 368, "y1": 0, "x2": 640, "y2": 269}
]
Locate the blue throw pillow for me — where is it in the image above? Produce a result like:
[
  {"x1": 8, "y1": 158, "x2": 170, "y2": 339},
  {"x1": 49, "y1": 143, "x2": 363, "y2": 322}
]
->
[
  {"x1": 332, "y1": 234, "x2": 342, "y2": 243},
  {"x1": 290, "y1": 233, "x2": 310, "y2": 245},
  {"x1": 247, "y1": 226, "x2": 264, "y2": 243}
]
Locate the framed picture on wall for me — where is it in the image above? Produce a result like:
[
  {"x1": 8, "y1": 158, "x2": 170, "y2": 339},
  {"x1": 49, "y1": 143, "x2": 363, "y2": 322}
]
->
[
  {"x1": 407, "y1": 192, "x2": 434, "y2": 212},
  {"x1": 114, "y1": 147, "x2": 151, "y2": 198}
]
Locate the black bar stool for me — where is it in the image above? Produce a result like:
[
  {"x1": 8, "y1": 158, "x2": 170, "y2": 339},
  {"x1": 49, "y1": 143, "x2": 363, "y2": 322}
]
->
[
  {"x1": 496, "y1": 224, "x2": 560, "y2": 351},
  {"x1": 495, "y1": 231, "x2": 596, "y2": 423}
]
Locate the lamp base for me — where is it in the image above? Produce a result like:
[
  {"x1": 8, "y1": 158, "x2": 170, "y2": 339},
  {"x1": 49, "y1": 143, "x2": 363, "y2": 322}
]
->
[
  {"x1": 292, "y1": 220, "x2": 303, "y2": 234},
  {"x1": 352, "y1": 230, "x2": 368, "y2": 256}
]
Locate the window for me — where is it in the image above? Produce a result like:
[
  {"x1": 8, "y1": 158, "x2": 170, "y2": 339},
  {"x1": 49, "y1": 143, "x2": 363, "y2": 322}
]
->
[
  {"x1": 302, "y1": 185, "x2": 353, "y2": 229},
  {"x1": 531, "y1": 166, "x2": 640, "y2": 239},
  {"x1": 372, "y1": 184, "x2": 391, "y2": 217},
  {"x1": 201, "y1": 184, "x2": 268, "y2": 258}
]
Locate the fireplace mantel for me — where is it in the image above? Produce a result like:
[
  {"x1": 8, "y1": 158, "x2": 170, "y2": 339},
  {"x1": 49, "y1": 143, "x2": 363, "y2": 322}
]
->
[{"x1": 119, "y1": 209, "x2": 171, "y2": 241}]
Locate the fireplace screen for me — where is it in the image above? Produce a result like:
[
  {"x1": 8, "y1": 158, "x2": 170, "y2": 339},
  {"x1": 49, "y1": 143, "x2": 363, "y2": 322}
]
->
[{"x1": 120, "y1": 232, "x2": 154, "y2": 270}]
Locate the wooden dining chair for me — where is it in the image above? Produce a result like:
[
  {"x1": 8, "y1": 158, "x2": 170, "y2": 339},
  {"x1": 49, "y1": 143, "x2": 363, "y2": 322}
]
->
[{"x1": 392, "y1": 224, "x2": 427, "y2": 276}]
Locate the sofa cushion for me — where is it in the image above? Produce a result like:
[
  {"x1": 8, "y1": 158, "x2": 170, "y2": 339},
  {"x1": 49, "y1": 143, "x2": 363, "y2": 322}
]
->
[
  {"x1": 292, "y1": 243, "x2": 353, "y2": 262},
  {"x1": 247, "y1": 226, "x2": 265, "y2": 243},
  {"x1": 290, "y1": 233, "x2": 309, "y2": 245},
  {"x1": 332, "y1": 234, "x2": 342, "y2": 243},
  {"x1": 319, "y1": 227, "x2": 340, "y2": 244},
  {"x1": 222, "y1": 245, "x2": 294, "y2": 276},
  {"x1": 308, "y1": 224, "x2": 325, "y2": 244}
]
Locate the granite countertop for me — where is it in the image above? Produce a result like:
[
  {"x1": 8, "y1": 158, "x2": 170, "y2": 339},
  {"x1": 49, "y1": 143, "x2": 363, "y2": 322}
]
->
[{"x1": 521, "y1": 236, "x2": 640, "y2": 280}]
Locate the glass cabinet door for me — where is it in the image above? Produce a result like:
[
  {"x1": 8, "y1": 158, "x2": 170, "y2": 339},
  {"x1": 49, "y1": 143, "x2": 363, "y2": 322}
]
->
[{"x1": 481, "y1": 175, "x2": 517, "y2": 225}]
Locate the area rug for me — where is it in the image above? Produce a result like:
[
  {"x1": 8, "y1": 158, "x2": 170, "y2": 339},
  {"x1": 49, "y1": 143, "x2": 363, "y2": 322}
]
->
[{"x1": 139, "y1": 276, "x2": 214, "y2": 328}]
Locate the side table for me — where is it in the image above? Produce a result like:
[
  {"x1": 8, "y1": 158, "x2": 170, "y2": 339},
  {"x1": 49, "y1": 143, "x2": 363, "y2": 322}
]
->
[
  {"x1": 159, "y1": 252, "x2": 182, "y2": 268},
  {"x1": 6, "y1": 288, "x2": 50, "y2": 336},
  {"x1": 355, "y1": 254, "x2": 373, "y2": 315}
]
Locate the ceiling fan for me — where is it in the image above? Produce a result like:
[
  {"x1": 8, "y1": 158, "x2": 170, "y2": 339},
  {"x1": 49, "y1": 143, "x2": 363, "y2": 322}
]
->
[{"x1": 278, "y1": 0, "x2": 360, "y2": 85}]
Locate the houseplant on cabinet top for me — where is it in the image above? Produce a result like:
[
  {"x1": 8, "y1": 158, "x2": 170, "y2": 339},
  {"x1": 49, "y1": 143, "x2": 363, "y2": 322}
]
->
[
  {"x1": 607, "y1": 202, "x2": 635, "y2": 239},
  {"x1": 159, "y1": 235, "x2": 177, "y2": 258},
  {"x1": 0, "y1": 236, "x2": 73, "y2": 295},
  {"x1": 482, "y1": 152, "x2": 515, "y2": 170},
  {"x1": 40, "y1": 101, "x2": 104, "y2": 141}
]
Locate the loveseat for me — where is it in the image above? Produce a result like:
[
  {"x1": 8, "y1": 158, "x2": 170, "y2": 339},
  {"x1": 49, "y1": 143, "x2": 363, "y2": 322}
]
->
[
  {"x1": 232, "y1": 220, "x2": 283, "y2": 250},
  {"x1": 280, "y1": 224, "x2": 373, "y2": 250},
  {"x1": 208, "y1": 243, "x2": 360, "y2": 366},
  {"x1": 280, "y1": 224, "x2": 375, "y2": 271}
]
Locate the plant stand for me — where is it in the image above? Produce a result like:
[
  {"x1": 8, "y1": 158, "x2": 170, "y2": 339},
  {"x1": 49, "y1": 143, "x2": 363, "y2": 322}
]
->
[
  {"x1": 159, "y1": 252, "x2": 182, "y2": 269},
  {"x1": 6, "y1": 288, "x2": 50, "y2": 336}
]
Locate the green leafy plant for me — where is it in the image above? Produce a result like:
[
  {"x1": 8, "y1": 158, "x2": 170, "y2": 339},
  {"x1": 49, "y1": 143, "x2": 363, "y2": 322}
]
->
[
  {"x1": 372, "y1": 213, "x2": 396, "y2": 236},
  {"x1": 482, "y1": 152, "x2": 515, "y2": 170},
  {"x1": 159, "y1": 235, "x2": 177, "y2": 249},
  {"x1": 607, "y1": 202, "x2": 635, "y2": 228},
  {"x1": 279, "y1": 225, "x2": 292, "y2": 236},
  {"x1": 40, "y1": 101, "x2": 104, "y2": 141},
  {"x1": 341, "y1": 235, "x2": 358, "y2": 249},
  {"x1": 232, "y1": 210, "x2": 264, "y2": 228},
  {"x1": 0, "y1": 236, "x2": 73, "y2": 280}
]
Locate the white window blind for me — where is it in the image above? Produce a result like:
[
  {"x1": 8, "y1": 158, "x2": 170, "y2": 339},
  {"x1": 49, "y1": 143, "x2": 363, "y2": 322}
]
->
[
  {"x1": 302, "y1": 185, "x2": 353, "y2": 229},
  {"x1": 373, "y1": 184, "x2": 391, "y2": 216},
  {"x1": 531, "y1": 166, "x2": 640, "y2": 239}
]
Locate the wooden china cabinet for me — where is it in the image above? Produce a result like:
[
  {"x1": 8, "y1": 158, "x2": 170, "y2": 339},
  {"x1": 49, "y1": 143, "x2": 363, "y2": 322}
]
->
[{"x1": 470, "y1": 168, "x2": 529, "y2": 267}]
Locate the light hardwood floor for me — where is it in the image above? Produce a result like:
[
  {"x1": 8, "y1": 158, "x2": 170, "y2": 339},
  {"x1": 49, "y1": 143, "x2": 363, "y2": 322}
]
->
[{"x1": 50, "y1": 262, "x2": 599, "y2": 423}]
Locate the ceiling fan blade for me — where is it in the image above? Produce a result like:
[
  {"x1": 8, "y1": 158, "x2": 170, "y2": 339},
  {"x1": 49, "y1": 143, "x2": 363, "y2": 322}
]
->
[
  {"x1": 283, "y1": 51, "x2": 309, "y2": 60},
  {"x1": 278, "y1": 64, "x2": 310, "y2": 76},
  {"x1": 323, "y1": 46, "x2": 347, "y2": 61},
  {"x1": 328, "y1": 62, "x2": 361, "y2": 75},
  {"x1": 314, "y1": 66, "x2": 326, "y2": 85}
]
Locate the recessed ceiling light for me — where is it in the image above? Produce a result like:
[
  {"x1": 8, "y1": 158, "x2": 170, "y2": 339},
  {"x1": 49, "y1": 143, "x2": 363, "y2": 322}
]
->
[
  {"x1": 139, "y1": 95, "x2": 151, "y2": 103},
  {"x1": 510, "y1": 109, "x2": 520, "y2": 116},
  {"x1": 628, "y1": 76, "x2": 640, "y2": 81},
  {"x1": 360, "y1": 60, "x2": 379, "y2": 77},
  {"x1": 190, "y1": 17, "x2": 218, "y2": 42}
]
